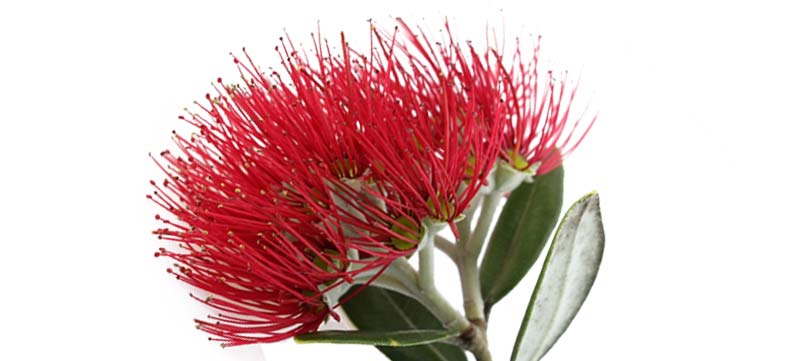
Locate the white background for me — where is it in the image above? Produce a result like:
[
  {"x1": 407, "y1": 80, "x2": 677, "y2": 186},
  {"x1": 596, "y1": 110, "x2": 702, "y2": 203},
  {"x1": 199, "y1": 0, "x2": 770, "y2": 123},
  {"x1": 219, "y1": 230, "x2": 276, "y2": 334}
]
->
[{"x1": 1, "y1": 0, "x2": 793, "y2": 360}]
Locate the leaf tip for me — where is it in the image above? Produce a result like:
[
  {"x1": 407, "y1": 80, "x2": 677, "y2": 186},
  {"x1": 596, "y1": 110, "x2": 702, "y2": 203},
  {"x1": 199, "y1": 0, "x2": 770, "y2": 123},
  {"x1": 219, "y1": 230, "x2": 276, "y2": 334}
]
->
[
  {"x1": 293, "y1": 333, "x2": 317, "y2": 344},
  {"x1": 577, "y1": 191, "x2": 601, "y2": 210},
  {"x1": 583, "y1": 190, "x2": 599, "y2": 200}
]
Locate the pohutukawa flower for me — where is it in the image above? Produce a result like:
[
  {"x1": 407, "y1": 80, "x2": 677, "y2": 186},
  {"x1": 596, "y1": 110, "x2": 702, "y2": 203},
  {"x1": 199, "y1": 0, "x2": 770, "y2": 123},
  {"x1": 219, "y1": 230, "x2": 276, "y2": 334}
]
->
[
  {"x1": 497, "y1": 41, "x2": 596, "y2": 176},
  {"x1": 149, "y1": 32, "x2": 430, "y2": 346},
  {"x1": 354, "y1": 22, "x2": 506, "y2": 228},
  {"x1": 387, "y1": 19, "x2": 595, "y2": 179}
]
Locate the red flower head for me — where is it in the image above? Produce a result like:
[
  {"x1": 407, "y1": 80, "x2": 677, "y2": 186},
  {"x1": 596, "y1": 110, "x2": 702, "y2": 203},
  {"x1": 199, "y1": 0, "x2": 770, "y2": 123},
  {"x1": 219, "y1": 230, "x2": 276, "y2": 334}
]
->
[
  {"x1": 385, "y1": 20, "x2": 595, "y2": 180},
  {"x1": 350, "y1": 21, "x2": 506, "y2": 230},
  {"x1": 149, "y1": 31, "x2": 427, "y2": 346},
  {"x1": 497, "y1": 40, "x2": 596, "y2": 176}
]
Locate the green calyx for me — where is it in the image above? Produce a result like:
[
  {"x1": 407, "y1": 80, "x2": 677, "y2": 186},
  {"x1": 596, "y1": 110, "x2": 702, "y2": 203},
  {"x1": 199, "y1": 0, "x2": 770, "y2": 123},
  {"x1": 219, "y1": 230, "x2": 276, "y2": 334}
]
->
[
  {"x1": 312, "y1": 249, "x2": 346, "y2": 273},
  {"x1": 426, "y1": 197, "x2": 456, "y2": 221},
  {"x1": 491, "y1": 152, "x2": 540, "y2": 194},
  {"x1": 390, "y1": 216, "x2": 425, "y2": 251},
  {"x1": 506, "y1": 149, "x2": 530, "y2": 171},
  {"x1": 464, "y1": 155, "x2": 478, "y2": 178}
]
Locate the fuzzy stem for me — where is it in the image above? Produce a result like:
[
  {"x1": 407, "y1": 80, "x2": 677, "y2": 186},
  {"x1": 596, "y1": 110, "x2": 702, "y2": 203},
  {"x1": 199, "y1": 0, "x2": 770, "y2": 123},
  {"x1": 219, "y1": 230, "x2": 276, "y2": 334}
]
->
[
  {"x1": 434, "y1": 235, "x2": 457, "y2": 261},
  {"x1": 457, "y1": 194, "x2": 480, "y2": 242},
  {"x1": 452, "y1": 192, "x2": 502, "y2": 361},
  {"x1": 418, "y1": 238, "x2": 470, "y2": 332},
  {"x1": 419, "y1": 239, "x2": 435, "y2": 291},
  {"x1": 469, "y1": 331, "x2": 493, "y2": 361},
  {"x1": 458, "y1": 256, "x2": 484, "y2": 321},
  {"x1": 459, "y1": 192, "x2": 501, "y2": 322},
  {"x1": 467, "y1": 192, "x2": 501, "y2": 259}
]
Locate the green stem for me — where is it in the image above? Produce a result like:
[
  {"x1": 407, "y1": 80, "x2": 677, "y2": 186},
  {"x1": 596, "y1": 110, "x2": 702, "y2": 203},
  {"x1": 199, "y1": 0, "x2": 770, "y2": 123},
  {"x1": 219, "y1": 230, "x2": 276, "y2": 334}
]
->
[
  {"x1": 434, "y1": 235, "x2": 457, "y2": 261},
  {"x1": 458, "y1": 256, "x2": 483, "y2": 321},
  {"x1": 418, "y1": 238, "x2": 470, "y2": 332},
  {"x1": 452, "y1": 192, "x2": 502, "y2": 361},
  {"x1": 457, "y1": 193, "x2": 481, "y2": 242},
  {"x1": 419, "y1": 239, "x2": 435, "y2": 291},
  {"x1": 459, "y1": 192, "x2": 501, "y2": 322},
  {"x1": 469, "y1": 331, "x2": 493, "y2": 361},
  {"x1": 467, "y1": 192, "x2": 501, "y2": 257}
]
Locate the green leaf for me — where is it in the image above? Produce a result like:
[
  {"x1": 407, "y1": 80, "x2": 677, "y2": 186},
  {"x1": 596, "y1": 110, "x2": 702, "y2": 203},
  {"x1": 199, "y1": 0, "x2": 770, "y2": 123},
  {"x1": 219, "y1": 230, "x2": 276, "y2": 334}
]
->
[
  {"x1": 295, "y1": 329, "x2": 457, "y2": 346},
  {"x1": 480, "y1": 165, "x2": 565, "y2": 313},
  {"x1": 511, "y1": 192, "x2": 605, "y2": 361},
  {"x1": 342, "y1": 286, "x2": 467, "y2": 361}
]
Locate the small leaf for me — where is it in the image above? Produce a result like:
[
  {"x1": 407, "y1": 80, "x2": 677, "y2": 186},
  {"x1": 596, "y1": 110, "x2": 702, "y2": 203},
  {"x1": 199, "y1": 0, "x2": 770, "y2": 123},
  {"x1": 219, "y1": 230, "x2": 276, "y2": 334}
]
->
[
  {"x1": 480, "y1": 165, "x2": 565, "y2": 313},
  {"x1": 342, "y1": 286, "x2": 467, "y2": 361},
  {"x1": 511, "y1": 192, "x2": 605, "y2": 361},
  {"x1": 295, "y1": 329, "x2": 457, "y2": 346}
]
